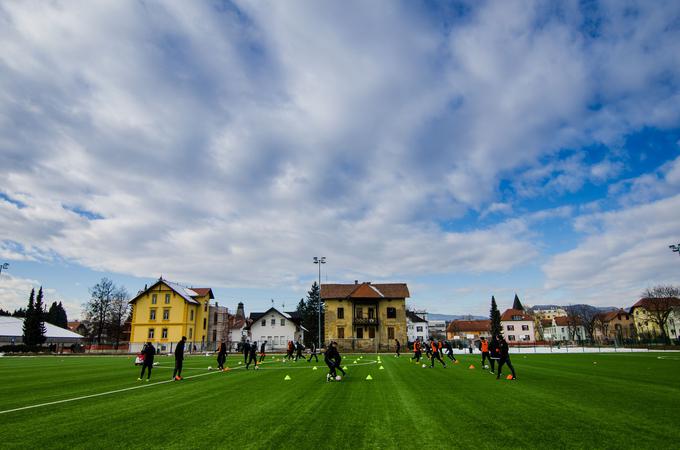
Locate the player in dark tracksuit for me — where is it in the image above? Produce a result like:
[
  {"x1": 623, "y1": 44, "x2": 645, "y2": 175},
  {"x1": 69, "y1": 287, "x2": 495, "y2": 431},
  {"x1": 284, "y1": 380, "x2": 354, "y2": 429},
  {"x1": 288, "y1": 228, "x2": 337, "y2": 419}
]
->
[
  {"x1": 295, "y1": 340, "x2": 305, "y2": 361},
  {"x1": 324, "y1": 342, "x2": 345, "y2": 381},
  {"x1": 307, "y1": 342, "x2": 318, "y2": 362},
  {"x1": 139, "y1": 341, "x2": 155, "y2": 381},
  {"x1": 173, "y1": 336, "x2": 186, "y2": 380},
  {"x1": 242, "y1": 340, "x2": 250, "y2": 363},
  {"x1": 488, "y1": 335, "x2": 500, "y2": 373},
  {"x1": 444, "y1": 340, "x2": 457, "y2": 362},
  {"x1": 395, "y1": 339, "x2": 401, "y2": 357},
  {"x1": 496, "y1": 335, "x2": 516, "y2": 380},
  {"x1": 259, "y1": 341, "x2": 267, "y2": 363},
  {"x1": 217, "y1": 342, "x2": 227, "y2": 371},
  {"x1": 245, "y1": 342, "x2": 259, "y2": 369},
  {"x1": 430, "y1": 339, "x2": 447, "y2": 368}
]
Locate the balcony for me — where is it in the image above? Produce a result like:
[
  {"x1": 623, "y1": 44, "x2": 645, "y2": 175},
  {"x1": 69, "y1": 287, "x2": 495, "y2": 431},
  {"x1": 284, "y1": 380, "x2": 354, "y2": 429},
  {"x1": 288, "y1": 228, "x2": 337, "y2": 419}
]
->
[{"x1": 353, "y1": 317, "x2": 379, "y2": 326}]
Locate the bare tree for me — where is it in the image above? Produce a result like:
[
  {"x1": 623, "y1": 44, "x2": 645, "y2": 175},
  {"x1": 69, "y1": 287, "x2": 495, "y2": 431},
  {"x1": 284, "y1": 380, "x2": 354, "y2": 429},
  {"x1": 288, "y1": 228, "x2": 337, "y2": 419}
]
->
[
  {"x1": 84, "y1": 278, "x2": 115, "y2": 345},
  {"x1": 107, "y1": 286, "x2": 129, "y2": 349},
  {"x1": 639, "y1": 285, "x2": 680, "y2": 343},
  {"x1": 565, "y1": 305, "x2": 599, "y2": 342}
]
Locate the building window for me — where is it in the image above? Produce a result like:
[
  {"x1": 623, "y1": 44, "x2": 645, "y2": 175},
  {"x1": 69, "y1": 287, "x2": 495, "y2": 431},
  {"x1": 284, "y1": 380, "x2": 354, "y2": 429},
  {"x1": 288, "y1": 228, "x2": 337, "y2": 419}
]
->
[
  {"x1": 356, "y1": 307, "x2": 363, "y2": 319},
  {"x1": 337, "y1": 307, "x2": 344, "y2": 319},
  {"x1": 368, "y1": 309, "x2": 375, "y2": 319},
  {"x1": 190, "y1": 310, "x2": 194, "y2": 321},
  {"x1": 271, "y1": 318, "x2": 275, "y2": 326},
  {"x1": 369, "y1": 327, "x2": 375, "y2": 339},
  {"x1": 281, "y1": 319, "x2": 285, "y2": 326},
  {"x1": 261, "y1": 320, "x2": 267, "y2": 327},
  {"x1": 214, "y1": 312, "x2": 218, "y2": 324},
  {"x1": 507, "y1": 325, "x2": 514, "y2": 331},
  {"x1": 162, "y1": 328, "x2": 168, "y2": 339},
  {"x1": 357, "y1": 327, "x2": 364, "y2": 339},
  {"x1": 388, "y1": 327, "x2": 394, "y2": 340},
  {"x1": 508, "y1": 335, "x2": 515, "y2": 341},
  {"x1": 148, "y1": 328, "x2": 155, "y2": 339},
  {"x1": 165, "y1": 293, "x2": 171, "y2": 304},
  {"x1": 387, "y1": 307, "x2": 396, "y2": 319},
  {"x1": 150, "y1": 309, "x2": 156, "y2": 321},
  {"x1": 524, "y1": 335, "x2": 530, "y2": 341},
  {"x1": 416, "y1": 326, "x2": 423, "y2": 332},
  {"x1": 151, "y1": 294, "x2": 157, "y2": 304},
  {"x1": 203, "y1": 318, "x2": 207, "y2": 330},
  {"x1": 189, "y1": 328, "x2": 193, "y2": 339},
  {"x1": 204, "y1": 302, "x2": 208, "y2": 312},
  {"x1": 338, "y1": 327, "x2": 345, "y2": 339},
  {"x1": 521, "y1": 325, "x2": 529, "y2": 331},
  {"x1": 163, "y1": 309, "x2": 170, "y2": 320},
  {"x1": 212, "y1": 330, "x2": 217, "y2": 342}
]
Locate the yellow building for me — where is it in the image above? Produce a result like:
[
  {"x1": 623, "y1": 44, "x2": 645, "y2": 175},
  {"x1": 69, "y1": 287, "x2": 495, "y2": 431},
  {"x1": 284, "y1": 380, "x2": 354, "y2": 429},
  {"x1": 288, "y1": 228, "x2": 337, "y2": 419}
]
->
[
  {"x1": 630, "y1": 297, "x2": 680, "y2": 341},
  {"x1": 321, "y1": 281, "x2": 409, "y2": 352},
  {"x1": 129, "y1": 278, "x2": 214, "y2": 353}
]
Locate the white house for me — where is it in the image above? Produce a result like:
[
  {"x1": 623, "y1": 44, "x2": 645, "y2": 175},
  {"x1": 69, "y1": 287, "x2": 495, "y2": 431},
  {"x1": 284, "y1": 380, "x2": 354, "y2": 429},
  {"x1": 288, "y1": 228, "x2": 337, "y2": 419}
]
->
[
  {"x1": 501, "y1": 308, "x2": 535, "y2": 343},
  {"x1": 542, "y1": 316, "x2": 586, "y2": 342},
  {"x1": 246, "y1": 308, "x2": 306, "y2": 351},
  {"x1": 406, "y1": 311, "x2": 428, "y2": 343}
]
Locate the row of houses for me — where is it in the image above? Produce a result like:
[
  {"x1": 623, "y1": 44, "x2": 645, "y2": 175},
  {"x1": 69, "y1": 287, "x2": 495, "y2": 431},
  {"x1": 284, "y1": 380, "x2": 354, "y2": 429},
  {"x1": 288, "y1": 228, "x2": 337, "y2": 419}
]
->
[{"x1": 441, "y1": 298, "x2": 680, "y2": 345}]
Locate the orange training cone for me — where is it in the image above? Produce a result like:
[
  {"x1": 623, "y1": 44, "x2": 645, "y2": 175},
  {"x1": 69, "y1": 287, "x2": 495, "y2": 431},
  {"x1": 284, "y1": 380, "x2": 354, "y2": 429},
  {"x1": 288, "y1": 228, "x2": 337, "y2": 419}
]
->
[
  {"x1": 506, "y1": 374, "x2": 514, "y2": 380},
  {"x1": 468, "y1": 364, "x2": 475, "y2": 369}
]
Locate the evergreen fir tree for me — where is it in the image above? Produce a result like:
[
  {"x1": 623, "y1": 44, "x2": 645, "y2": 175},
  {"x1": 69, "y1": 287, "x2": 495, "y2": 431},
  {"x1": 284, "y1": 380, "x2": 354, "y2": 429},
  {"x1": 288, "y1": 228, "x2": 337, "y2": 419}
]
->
[
  {"x1": 512, "y1": 294, "x2": 524, "y2": 311},
  {"x1": 489, "y1": 295, "x2": 502, "y2": 337},
  {"x1": 34, "y1": 287, "x2": 47, "y2": 346},
  {"x1": 22, "y1": 288, "x2": 36, "y2": 346},
  {"x1": 47, "y1": 301, "x2": 59, "y2": 325},
  {"x1": 57, "y1": 301, "x2": 69, "y2": 328}
]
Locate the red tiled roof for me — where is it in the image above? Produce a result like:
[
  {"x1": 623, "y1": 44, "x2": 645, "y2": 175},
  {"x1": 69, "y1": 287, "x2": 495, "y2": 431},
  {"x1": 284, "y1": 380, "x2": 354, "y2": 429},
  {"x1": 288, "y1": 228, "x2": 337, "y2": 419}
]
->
[
  {"x1": 191, "y1": 288, "x2": 214, "y2": 299},
  {"x1": 630, "y1": 297, "x2": 680, "y2": 312},
  {"x1": 321, "y1": 283, "x2": 410, "y2": 299},
  {"x1": 447, "y1": 320, "x2": 490, "y2": 333},
  {"x1": 501, "y1": 309, "x2": 533, "y2": 321},
  {"x1": 597, "y1": 309, "x2": 630, "y2": 322},
  {"x1": 554, "y1": 316, "x2": 575, "y2": 326},
  {"x1": 540, "y1": 319, "x2": 552, "y2": 328}
]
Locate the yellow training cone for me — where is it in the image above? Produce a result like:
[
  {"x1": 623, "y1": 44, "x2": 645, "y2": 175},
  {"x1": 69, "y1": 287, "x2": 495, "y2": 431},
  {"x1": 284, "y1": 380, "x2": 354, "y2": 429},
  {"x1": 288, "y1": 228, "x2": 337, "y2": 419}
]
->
[
  {"x1": 284, "y1": 375, "x2": 291, "y2": 380},
  {"x1": 468, "y1": 364, "x2": 475, "y2": 369},
  {"x1": 343, "y1": 366, "x2": 348, "y2": 370},
  {"x1": 379, "y1": 366, "x2": 384, "y2": 370},
  {"x1": 312, "y1": 366, "x2": 318, "y2": 370},
  {"x1": 365, "y1": 374, "x2": 373, "y2": 380}
]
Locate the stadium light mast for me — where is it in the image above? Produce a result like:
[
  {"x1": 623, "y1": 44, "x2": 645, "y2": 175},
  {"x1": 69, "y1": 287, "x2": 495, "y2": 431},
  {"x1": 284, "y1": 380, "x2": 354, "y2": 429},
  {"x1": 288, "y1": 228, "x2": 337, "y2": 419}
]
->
[
  {"x1": 670, "y1": 244, "x2": 680, "y2": 257},
  {"x1": 0, "y1": 262, "x2": 8, "y2": 276},
  {"x1": 313, "y1": 256, "x2": 326, "y2": 349}
]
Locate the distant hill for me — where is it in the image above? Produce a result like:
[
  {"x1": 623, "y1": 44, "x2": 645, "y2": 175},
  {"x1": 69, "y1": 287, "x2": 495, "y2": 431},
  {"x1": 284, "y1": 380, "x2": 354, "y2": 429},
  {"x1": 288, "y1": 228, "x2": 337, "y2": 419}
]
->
[
  {"x1": 528, "y1": 304, "x2": 619, "y2": 313},
  {"x1": 427, "y1": 313, "x2": 487, "y2": 321}
]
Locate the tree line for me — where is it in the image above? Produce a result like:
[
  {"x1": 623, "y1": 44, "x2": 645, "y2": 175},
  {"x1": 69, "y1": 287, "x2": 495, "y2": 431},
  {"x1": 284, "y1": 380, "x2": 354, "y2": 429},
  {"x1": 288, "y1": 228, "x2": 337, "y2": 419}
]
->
[{"x1": 81, "y1": 277, "x2": 130, "y2": 348}]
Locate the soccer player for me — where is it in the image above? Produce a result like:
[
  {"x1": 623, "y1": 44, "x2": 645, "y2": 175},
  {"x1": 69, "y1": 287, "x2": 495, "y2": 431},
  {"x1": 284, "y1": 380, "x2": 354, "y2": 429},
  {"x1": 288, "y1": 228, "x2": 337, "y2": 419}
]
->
[
  {"x1": 430, "y1": 338, "x2": 446, "y2": 368},
  {"x1": 324, "y1": 341, "x2": 345, "y2": 381},
  {"x1": 488, "y1": 335, "x2": 500, "y2": 373},
  {"x1": 259, "y1": 340, "x2": 267, "y2": 363},
  {"x1": 138, "y1": 341, "x2": 155, "y2": 381},
  {"x1": 242, "y1": 340, "x2": 250, "y2": 364},
  {"x1": 444, "y1": 340, "x2": 457, "y2": 362},
  {"x1": 173, "y1": 336, "x2": 186, "y2": 381},
  {"x1": 217, "y1": 342, "x2": 227, "y2": 371},
  {"x1": 295, "y1": 340, "x2": 305, "y2": 361},
  {"x1": 395, "y1": 339, "x2": 401, "y2": 357},
  {"x1": 480, "y1": 337, "x2": 491, "y2": 369},
  {"x1": 412, "y1": 339, "x2": 422, "y2": 362},
  {"x1": 496, "y1": 335, "x2": 516, "y2": 380},
  {"x1": 246, "y1": 341, "x2": 258, "y2": 369},
  {"x1": 307, "y1": 341, "x2": 319, "y2": 362},
  {"x1": 286, "y1": 340, "x2": 294, "y2": 360}
]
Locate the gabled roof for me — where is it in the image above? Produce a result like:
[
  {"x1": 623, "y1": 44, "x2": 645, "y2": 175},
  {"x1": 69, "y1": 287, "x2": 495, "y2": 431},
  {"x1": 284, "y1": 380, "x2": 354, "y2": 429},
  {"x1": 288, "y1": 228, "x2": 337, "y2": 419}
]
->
[
  {"x1": 406, "y1": 311, "x2": 427, "y2": 323},
  {"x1": 447, "y1": 320, "x2": 490, "y2": 333},
  {"x1": 554, "y1": 316, "x2": 581, "y2": 326},
  {"x1": 597, "y1": 309, "x2": 630, "y2": 322},
  {"x1": 629, "y1": 297, "x2": 680, "y2": 313},
  {"x1": 0, "y1": 316, "x2": 84, "y2": 341},
  {"x1": 501, "y1": 309, "x2": 533, "y2": 321},
  {"x1": 321, "y1": 283, "x2": 410, "y2": 300},
  {"x1": 246, "y1": 307, "x2": 306, "y2": 331},
  {"x1": 129, "y1": 279, "x2": 211, "y2": 305},
  {"x1": 540, "y1": 319, "x2": 553, "y2": 328}
]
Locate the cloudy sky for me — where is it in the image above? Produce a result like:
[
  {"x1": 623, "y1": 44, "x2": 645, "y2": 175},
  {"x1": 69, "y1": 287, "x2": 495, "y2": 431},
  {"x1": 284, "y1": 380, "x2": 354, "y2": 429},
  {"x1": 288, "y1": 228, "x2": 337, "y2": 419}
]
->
[{"x1": 1, "y1": 0, "x2": 679, "y2": 319}]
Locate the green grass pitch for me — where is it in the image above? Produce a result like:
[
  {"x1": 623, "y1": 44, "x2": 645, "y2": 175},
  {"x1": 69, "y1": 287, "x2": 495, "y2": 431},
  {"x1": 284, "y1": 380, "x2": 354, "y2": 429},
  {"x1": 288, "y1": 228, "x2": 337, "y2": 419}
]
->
[{"x1": 0, "y1": 352, "x2": 679, "y2": 449}]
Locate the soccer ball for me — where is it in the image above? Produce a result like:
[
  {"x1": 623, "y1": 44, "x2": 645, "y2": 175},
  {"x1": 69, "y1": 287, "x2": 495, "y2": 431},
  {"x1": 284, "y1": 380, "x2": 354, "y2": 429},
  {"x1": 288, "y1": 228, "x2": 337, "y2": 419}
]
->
[
  {"x1": 335, "y1": 375, "x2": 341, "y2": 381},
  {"x1": 483, "y1": 365, "x2": 489, "y2": 369},
  {"x1": 208, "y1": 366, "x2": 213, "y2": 370},
  {"x1": 422, "y1": 364, "x2": 426, "y2": 368},
  {"x1": 255, "y1": 366, "x2": 260, "y2": 370}
]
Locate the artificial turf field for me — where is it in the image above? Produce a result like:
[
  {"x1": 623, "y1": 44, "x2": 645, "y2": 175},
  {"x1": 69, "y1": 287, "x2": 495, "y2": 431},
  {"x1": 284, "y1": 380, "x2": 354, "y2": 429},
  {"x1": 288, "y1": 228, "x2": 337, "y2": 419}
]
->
[{"x1": 0, "y1": 352, "x2": 679, "y2": 449}]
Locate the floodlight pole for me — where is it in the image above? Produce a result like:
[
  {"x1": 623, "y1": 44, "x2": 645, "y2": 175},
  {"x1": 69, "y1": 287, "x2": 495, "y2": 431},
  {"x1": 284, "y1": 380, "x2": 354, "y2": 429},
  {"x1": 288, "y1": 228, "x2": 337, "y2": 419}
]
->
[
  {"x1": 670, "y1": 244, "x2": 680, "y2": 257},
  {"x1": 313, "y1": 256, "x2": 326, "y2": 349}
]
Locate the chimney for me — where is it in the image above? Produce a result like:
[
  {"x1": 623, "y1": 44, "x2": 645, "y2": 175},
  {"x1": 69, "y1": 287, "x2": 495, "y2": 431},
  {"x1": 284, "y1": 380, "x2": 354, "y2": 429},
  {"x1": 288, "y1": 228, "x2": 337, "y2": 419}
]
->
[{"x1": 355, "y1": 280, "x2": 358, "y2": 285}]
